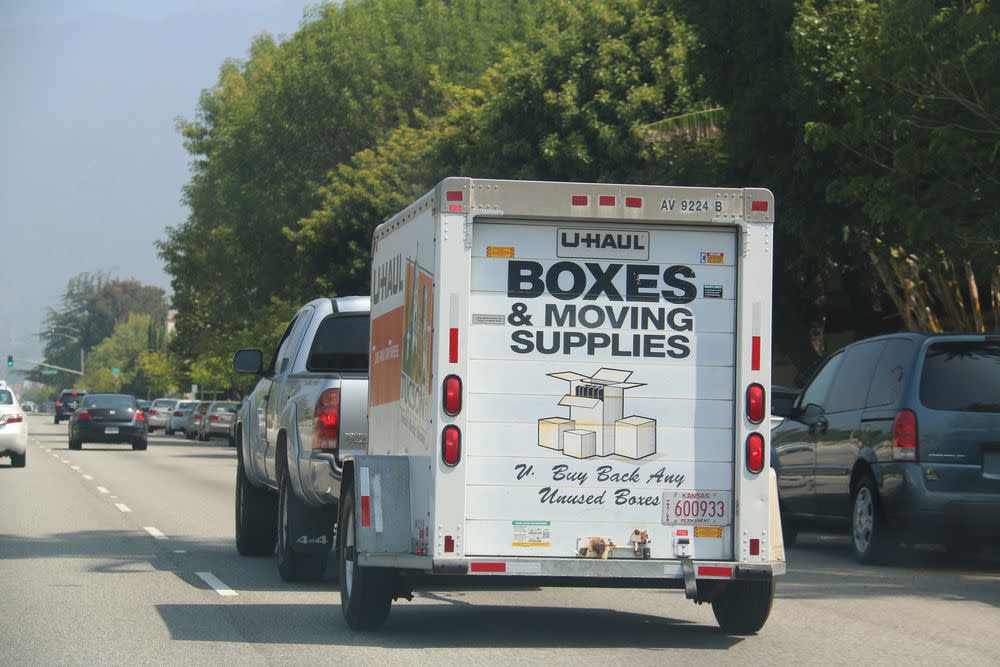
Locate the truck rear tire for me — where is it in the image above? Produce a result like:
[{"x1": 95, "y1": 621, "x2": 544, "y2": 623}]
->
[
  {"x1": 235, "y1": 454, "x2": 278, "y2": 556},
  {"x1": 712, "y1": 577, "x2": 775, "y2": 634},
  {"x1": 69, "y1": 439, "x2": 82, "y2": 451},
  {"x1": 277, "y1": 468, "x2": 332, "y2": 582},
  {"x1": 339, "y1": 482, "x2": 393, "y2": 630},
  {"x1": 10, "y1": 451, "x2": 26, "y2": 467}
]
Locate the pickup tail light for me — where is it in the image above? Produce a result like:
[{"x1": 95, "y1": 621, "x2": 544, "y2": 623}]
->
[
  {"x1": 77, "y1": 410, "x2": 92, "y2": 422},
  {"x1": 892, "y1": 409, "x2": 918, "y2": 461},
  {"x1": 314, "y1": 388, "x2": 340, "y2": 452}
]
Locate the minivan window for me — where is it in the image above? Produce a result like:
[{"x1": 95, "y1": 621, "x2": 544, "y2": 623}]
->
[
  {"x1": 920, "y1": 341, "x2": 1000, "y2": 412},
  {"x1": 307, "y1": 314, "x2": 370, "y2": 372},
  {"x1": 866, "y1": 339, "x2": 914, "y2": 408},
  {"x1": 826, "y1": 340, "x2": 885, "y2": 413},
  {"x1": 798, "y1": 351, "x2": 845, "y2": 412}
]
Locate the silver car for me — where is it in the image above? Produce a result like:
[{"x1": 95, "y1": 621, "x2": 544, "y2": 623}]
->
[
  {"x1": 146, "y1": 398, "x2": 178, "y2": 433},
  {"x1": 166, "y1": 400, "x2": 198, "y2": 436}
]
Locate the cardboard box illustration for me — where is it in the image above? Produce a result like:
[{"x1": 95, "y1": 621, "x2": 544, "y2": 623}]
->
[
  {"x1": 563, "y1": 429, "x2": 597, "y2": 459},
  {"x1": 538, "y1": 417, "x2": 575, "y2": 450},
  {"x1": 536, "y1": 368, "x2": 656, "y2": 460},
  {"x1": 614, "y1": 416, "x2": 656, "y2": 459}
]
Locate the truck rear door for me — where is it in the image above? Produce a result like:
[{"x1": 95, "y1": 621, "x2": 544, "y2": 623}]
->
[{"x1": 464, "y1": 219, "x2": 738, "y2": 561}]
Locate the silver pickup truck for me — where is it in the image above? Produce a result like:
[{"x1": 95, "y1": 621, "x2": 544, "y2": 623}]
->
[{"x1": 232, "y1": 296, "x2": 369, "y2": 581}]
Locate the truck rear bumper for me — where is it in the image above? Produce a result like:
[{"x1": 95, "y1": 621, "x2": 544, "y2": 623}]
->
[
  {"x1": 294, "y1": 454, "x2": 341, "y2": 508},
  {"x1": 357, "y1": 553, "x2": 784, "y2": 580}
]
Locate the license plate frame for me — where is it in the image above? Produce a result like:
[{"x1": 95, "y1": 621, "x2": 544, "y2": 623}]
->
[
  {"x1": 105, "y1": 426, "x2": 119, "y2": 435},
  {"x1": 661, "y1": 490, "x2": 732, "y2": 526}
]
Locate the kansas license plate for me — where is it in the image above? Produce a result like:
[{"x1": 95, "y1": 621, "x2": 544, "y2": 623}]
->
[
  {"x1": 661, "y1": 491, "x2": 731, "y2": 526},
  {"x1": 105, "y1": 426, "x2": 119, "y2": 435}
]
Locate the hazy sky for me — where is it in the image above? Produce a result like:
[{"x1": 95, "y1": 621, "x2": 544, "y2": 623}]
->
[{"x1": 1, "y1": 0, "x2": 313, "y2": 373}]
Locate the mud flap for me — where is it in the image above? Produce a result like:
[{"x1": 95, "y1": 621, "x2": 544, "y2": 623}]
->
[
  {"x1": 286, "y1": 481, "x2": 337, "y2": 553},
  {"x1": 681, "y1": 557, "x2": 698, "y2": 600},
  {"x1": 351, "y1": 456, "x2": 412, "y2": 556}
]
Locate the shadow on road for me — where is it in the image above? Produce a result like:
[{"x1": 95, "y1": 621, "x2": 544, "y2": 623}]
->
[
  {"x1": 782, "y1": 533, "x2": 1000, "y2": 609},
  {"x1": 155, "y1": 602, "x2": 741, "y2": 649}
]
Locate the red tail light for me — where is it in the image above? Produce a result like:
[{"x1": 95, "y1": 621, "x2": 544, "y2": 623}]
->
[
  {"x1": 746, "y1": 432, "x2": 764, "y2": 473},
  {"x1": 892, "y1": 409, "x2": 918, "y2": 461},
  {"x1": 746, "y1": 383, "x2": 765, "y2": 424},
  {"x1": 209, "y1": 414, "x2": 219, "y2": 422},
  {"x1": 443, "y1": 375, "x2": 462, "y2": 416},
  {"x1": 0, "y1": 415, "x2": 23, "y2": 426},
  {"x1": 314, "y1": 388, "x2": 340, "y2": 451},
  {"x1": 193, "y1": 414, "x2": 203, "y2": 421},
  {"x1": 173, "y1": 410, "x2": 182, "y2": 417},
  {"x1": 77, "y1": 410, "x2": 92, "y2": 422},
  {"x1": 442, "y1": 425, "x2": 461, "y2": 466},
  {"x1": 55, "y1": 401, "x2": 63, "y2": 407},
  {"x1": 134, "y1": 411, "x2": 146, "y2": 423}
]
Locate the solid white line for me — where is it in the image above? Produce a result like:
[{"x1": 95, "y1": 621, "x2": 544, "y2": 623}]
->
[
  {"x1": 96, "y1": 486, "x2": 109, "y2": 494},
  {"x1": 195, "y1": 572, "x2": 238, "y2": 597},
  {"x1": 82, "y1": 474, "x2": 93, "y2": 480},
  {"x1": 115, "y1": 503, "x2": 132, "y2": 513},
  {"x1": 144, "y1": 526, "x2": 168, "y2": 540}
]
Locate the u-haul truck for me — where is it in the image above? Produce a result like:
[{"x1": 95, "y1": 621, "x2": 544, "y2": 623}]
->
[{"x1": 338, "y1": 177, "x2": 785, "y2": 632}]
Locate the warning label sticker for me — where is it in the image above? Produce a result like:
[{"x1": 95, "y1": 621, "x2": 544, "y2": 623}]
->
[
  {"x1": 694, "y1": 525, "x2": 723, "y2": 538},
  {"x1": 512, "y1": 520, "x2": 551, "y2": 547}
]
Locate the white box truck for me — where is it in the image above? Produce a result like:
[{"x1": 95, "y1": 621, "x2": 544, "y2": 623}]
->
[{"x1": 337, "y1": 177, "x2": 785, "y2": 633}]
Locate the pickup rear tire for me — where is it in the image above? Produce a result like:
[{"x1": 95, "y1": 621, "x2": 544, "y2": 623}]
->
[
  {"x1": 236, "y1": 454, "x2": 278, "y2": 556},
  {"x1": 10, "y1": 451, "x2": 26, "y2": 467},
  {"x1": 277, "y1": 467, "x2": 332, "y2": 582},
  {"x1": 712, "y1": 577, "x2": 775, "y2": 634},
  {"x1": 339, "y1": 482, "x2": 393, "y2": 630}
]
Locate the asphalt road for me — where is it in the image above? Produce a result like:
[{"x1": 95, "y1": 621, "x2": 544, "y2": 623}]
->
[{"x1": 3, "y1": 415, "x2": 999, "y2": 665}]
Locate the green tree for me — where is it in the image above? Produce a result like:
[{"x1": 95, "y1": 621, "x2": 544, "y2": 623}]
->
[{"x1": 79, "y1": 314, "x2": 155, "y2": 394}]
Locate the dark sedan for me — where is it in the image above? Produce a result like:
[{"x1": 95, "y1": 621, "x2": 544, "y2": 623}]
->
[{"x1": 68, "y1": 393, "x2": 148, "y2": 451}]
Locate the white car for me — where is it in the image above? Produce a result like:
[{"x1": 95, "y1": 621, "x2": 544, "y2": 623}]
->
[{"x1": 0, "y1": 382, "x2": 28, "y2": 467}]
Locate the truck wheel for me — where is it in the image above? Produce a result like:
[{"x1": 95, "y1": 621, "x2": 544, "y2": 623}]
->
[
  {"x1": 339, "y1": 482, "x2": 393, "y2": 630},
  {"x1": 132, "y1": 440, "x2": 147, "y2": 451},
  {"x1": 712, "y1": 577, "x2": 775, "y2": 634},
  {"x1": 277, "y1": 468, "x2": 331, "y2": 582},
  {"x1": 54, "y1": 415, "x2": 60, "y2": 425},
  {"x1": 781, "y1": 515, "x2": 799, "y2": 547},
  {"x1": 165, "y1": 427, "x2": 174, "y2": 436},
  {"x1": 235, "y1": 454, "x2": 278, "y2": 556},
  {"x1": 851, "y1": 473, "x2": 890, "y2": 564},
  {"x1": 10, "y1": 451, "x2": 26, "y2": 467},
  {"x1": 69, "y1": 439, "x2": 82, "y2": 451}
]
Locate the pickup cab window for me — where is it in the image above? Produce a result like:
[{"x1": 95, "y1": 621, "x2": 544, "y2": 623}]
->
[
  {"x1": 307, "y1": 314, "x2": 370, "y2": 372},
  {"x1": 265, "y1": 315, "x2": 299, "y2": 377}
]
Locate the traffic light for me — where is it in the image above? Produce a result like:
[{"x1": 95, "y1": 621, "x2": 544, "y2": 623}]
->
[{"x1": 5, "y1": 355, "x2": 11, "y2": 367}]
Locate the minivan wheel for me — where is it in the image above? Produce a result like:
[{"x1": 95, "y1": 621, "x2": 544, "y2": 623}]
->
[{"x1": 851, "y1": 473, "x2": 889, "y2": 563}]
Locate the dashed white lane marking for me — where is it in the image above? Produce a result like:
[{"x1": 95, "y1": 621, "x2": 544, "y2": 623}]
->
[
  {"x1": 111, "y1": 495, "x2": 119, "y2": 499},
  {"x1": 195, "y1": 572, "x2": 238, "y2": 597},
  {"x1": 173, "y1": 550, "x2": 187, "y2": 554},
  {"x1": 61, "y1": 459, "x2": 69, "y2": 464},
  {"x1": 115, "y1": 503, "x2": 132, "y2": 513},
  {"x1": 52, "y1": 454, "x2": 59, "y2": 458},
  {"x1": 144, "y1": 526, "x2": 168, "y2": 540},
  {"x1": 82, "y1": 474, "x2": 93, "y2": 480},
  {"x1": 96, "y1": 486, "x2": 110, "y2": 494},
  {"x1": 71, "y1": 465, "x2": 80, "y2": 470}
]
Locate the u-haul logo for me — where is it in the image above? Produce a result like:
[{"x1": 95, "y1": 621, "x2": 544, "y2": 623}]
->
[{"x1": 557, "y1": 228, "x2": 649, "y2": 261}]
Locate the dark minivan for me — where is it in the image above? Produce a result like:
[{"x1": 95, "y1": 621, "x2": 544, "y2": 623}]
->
[{"x1": 772, "y1": 333, "x2": 1000, "y2": 562}]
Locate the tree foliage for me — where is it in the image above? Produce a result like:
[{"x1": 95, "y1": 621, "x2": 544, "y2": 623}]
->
[{"x1": 162, "y1": 0, "x2": 1000, "y2": 386}]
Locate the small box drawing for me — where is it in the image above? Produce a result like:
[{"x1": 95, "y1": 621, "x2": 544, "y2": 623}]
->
[{"x1": 536, "y1": 367, "x2": 656, "y2": 460}]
